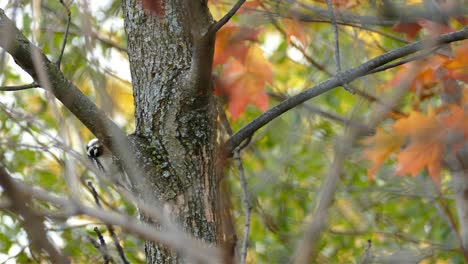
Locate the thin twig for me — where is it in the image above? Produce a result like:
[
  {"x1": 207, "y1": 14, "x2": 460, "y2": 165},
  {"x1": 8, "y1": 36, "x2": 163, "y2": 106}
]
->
[
  {"x1": 293, "y1": 62, "x2": 418, "y2": 264},
  {"x1": 368, "y1": 47, "x2": 440, "y2": 74},
  {"x1": 263, "y1": 6, "x2": 332, "y2": 76},
  {"x1": 234, "y1": 150, "x2": 251, "y2": 264},
  {"x1": 0, "y1": 82, "x2": 39, "y2": 91},
  {"x1": 259, "y1": 9, "x2": 408, "y2": 44},
  {"x1": 268, "y1": 91, "x2": 371, "y2": 133},
  {"x1": 360, "y1": 239, "x2": 373, "y2": 264},
  {"x1": 293, "y1": 133, "x2": 353, "y2": 264},
  {"x1": 211, "y1": 0, "x2": 246, "y2": 32},
  {"x1": 263, "y1": 8, "x2": 403, "y2": 117},
  {"x1": 108, "y1": 225, "x2": 130, "y2": 264},
  {"x1": 88, "y1": 235, "x2": 113, "y2": 264},
  {"x1": 219, "y1": 107, "x2": 251, "y2": 264},
  {"x1": 93, "y1": 227, "x2": 113, "y2": 264},
  {"x1": 17, "y1": 181, "x2": 222, "y2": 263},
  {"x1": 87, "y1": 181, "x2": 102, "y2": 207},
  {"x1": 57, "y1": 0, "x2": 71, "y2": 67},
  {"x1": 325, "y1": 0, "x2": 353, "y2": 93},
  {"x1": 87, "y1": 181, "x2": 130, "y2": 264}
]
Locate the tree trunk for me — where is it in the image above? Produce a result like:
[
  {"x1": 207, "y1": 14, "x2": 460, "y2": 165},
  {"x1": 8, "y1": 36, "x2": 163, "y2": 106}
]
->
[{"x1": 121, "y1": 1, "x2": 220, "y2": 263}]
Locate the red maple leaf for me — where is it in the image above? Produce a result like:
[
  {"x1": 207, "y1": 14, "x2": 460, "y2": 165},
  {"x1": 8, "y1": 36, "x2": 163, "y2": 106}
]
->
[
  {"x1": 213, "y1": 24, "x2": 260, "y2": 66},
  {"x1": 217, "y1": 46, "x2": 271, "y2": 119}
]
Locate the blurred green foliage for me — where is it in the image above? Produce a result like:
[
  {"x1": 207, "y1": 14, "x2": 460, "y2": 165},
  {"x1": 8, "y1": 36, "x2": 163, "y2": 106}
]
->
[{"x1": 0, "y1": 0, "x2": 464, "y2": 263}]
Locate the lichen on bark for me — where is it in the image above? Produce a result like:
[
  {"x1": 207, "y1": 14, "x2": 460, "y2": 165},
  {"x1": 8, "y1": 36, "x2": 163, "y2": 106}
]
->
[{"x1": 121, "y1": 0, "x2": 220, "y2": 263}]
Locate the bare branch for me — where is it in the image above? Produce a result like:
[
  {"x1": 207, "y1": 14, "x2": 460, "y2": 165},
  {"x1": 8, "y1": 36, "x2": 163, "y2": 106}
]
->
[
  {"x1": 324, "y1": 0, "x2": 352, "y2": 93},
  {"x1": 93, "y1": 227, "x2": 114, "y2": 264},
  {"x1": 293, "y1": 61, "x2": 418, "y2": 264},
  {"x1": 292, "y1": 133, "x2": 352, "y2": 264},
  {"x1": 12, "y1": 178, "x2": 223, "y2": 263},
  {"x1": 211, "y1": 0, "x2": 246, "y2": 33},
  {"x1": 368, "y1": 47, "x2": 440, "y2": 74},
  {"x1": 234, "y1": 150, "x2": 251, "y2": 264},
  {"x1": 0, "y1": 8, "x2": 157, "y2": 207},
  {"x1": 268, "y1": 91, "x2": 371, "y2": 133},
  {"x1": 360, "y1": 239, "x2": 373, "y2": 264},
  {"x1": 294, "y1": 2, "x2": 468, "y2": 26},
  {"x1": 109, "y1": 225, "x2": 130, "y2": 264},
  {"x1": 0, "y1": 162, "x2": 70, "y2": 264},
  {"x1": 88, "y1": 235, "x2": 113, "y2": 264},
  {"x1": 0, "y1": 82, "x2": 39, "y2": 91},
  {"x1": 87, "y1": 181, "x2": 130, "y2": 264},
  {"x1": 224, "y1": 28, "x2": 468, "y2": 155},
  {"x1": 0, "y1": 8, "x2": 125, "y2": 148},
  {"x1": 219, "y1": 110, "x2": 251, "y2": 264},
  {"x1": 56, "y1": 0, "x2": 71, "y2": 66}
]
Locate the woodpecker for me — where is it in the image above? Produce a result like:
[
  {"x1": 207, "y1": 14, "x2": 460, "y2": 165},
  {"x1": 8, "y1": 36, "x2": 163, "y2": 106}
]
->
[
  {"x1": 86, "y1": 138, "x2": 131, "y2": 189},
  {"x1": 86, "y1": 138, "x2": 108, "y2": 173}
]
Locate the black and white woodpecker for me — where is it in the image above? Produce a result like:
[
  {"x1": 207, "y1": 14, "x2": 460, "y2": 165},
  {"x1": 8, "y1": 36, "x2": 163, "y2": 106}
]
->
[
  {"x1": 86, "y1": 138, "x2": 108, "y2": 173},
  {"x1": 86, "y1": 138, "x2": 130, "y2": 189}
]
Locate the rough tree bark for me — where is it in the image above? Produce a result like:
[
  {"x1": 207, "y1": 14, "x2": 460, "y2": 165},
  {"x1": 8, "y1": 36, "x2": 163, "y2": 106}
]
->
[{"x1": 121, "y1": 1, "x2": 220, "y2": 263}]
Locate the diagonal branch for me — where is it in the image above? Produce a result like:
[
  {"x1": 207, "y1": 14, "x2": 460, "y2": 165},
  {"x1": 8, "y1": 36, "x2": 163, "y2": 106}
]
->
[
  {"x1": 0, "y1": 8, "x2": 150, "y2": 193},
  {"x1": 293, "y1": 63, "x2": 418, "y2": 264},
  {"x1": 0, "y1": 8, "x2": 162, "y2": 209},
  {"x1": 211, "y1": 0, "x2": 246, "y2": 33},
  {"x1": 11, "y1": 177, "x2": 223, "y2": 263},
  {"x1": 0, "y1": 8, "x2": 124, "y2": 147},
  {"x1": 224, "y1": 28, "x2": 468, "y2": 155}
]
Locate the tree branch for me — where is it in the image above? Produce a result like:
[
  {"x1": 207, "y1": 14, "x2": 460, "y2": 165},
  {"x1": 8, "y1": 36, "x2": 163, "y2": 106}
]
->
[
  {"x1": 0, "y1": 82, "x2": 39, "y2": 91},
  {"x1": 0, "y1": 8, "x2": 152, "y2": 201},
  {"x1": 92, "y1": 227, "x2": 113, "y2": 264},
  {"x1": 87, "y1": 182, "x2": 130, "y2": 264},
  {"x1": 0, "y1": 8, "x2": 125, "y2": 147},
  {"x1": 294, "y1": 2, "x2": 468, "y2": 27},
  {"x1": 267, "y1": 91, "x2": 371, "y2": 133},
  {"x1": 56, "y1": 0, "x2": 71, "y2": 66},
  {"x1": 0, "y1": 162, "x2": 70, "y2": 264},
  {"x1": 211, "y1": 0, "x2": 246, "y2": 33},
  {"x1": 12, "y1": 178, "x2": 223, "y2": 263},
  {"x1": 224, "y1": 28, "x2": 468, "y2": 155},
  {"x1": 219, "y1": 109, "x2": 251, "y2": 264},
  {"x1": 293, "y1": 62, "x2": 417, "y2": 263}
]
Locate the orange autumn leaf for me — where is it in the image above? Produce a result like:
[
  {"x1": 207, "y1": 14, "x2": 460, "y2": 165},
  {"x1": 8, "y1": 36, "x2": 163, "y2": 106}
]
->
[
  {"x1": 214, "y1": 24, "x2": 260, "y2": 66},
  {"x1": 218, "y1": 46, "x2": 271, "y2": 119},
  {"x1": 362, "y1": 128, "x2": 404, "y2": 180},
  {"x1": 393, "y1": 109, "x2": 445, "y2": 182},
  {"x1": 444, "y1": 44, "x2": 468, "y2": 83},
  {"x1": 395, "y1": 139, "x2": 442, "y2": 182},
  {"x1": 441, "y1": 105, "x2": 468, "y2": 141},
  {"x1": 385, "y1": 57, "x2": 447, "y2": 92},
  {"x1": 282, "y1": 18, "x2": 308, "y2": 46}
]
